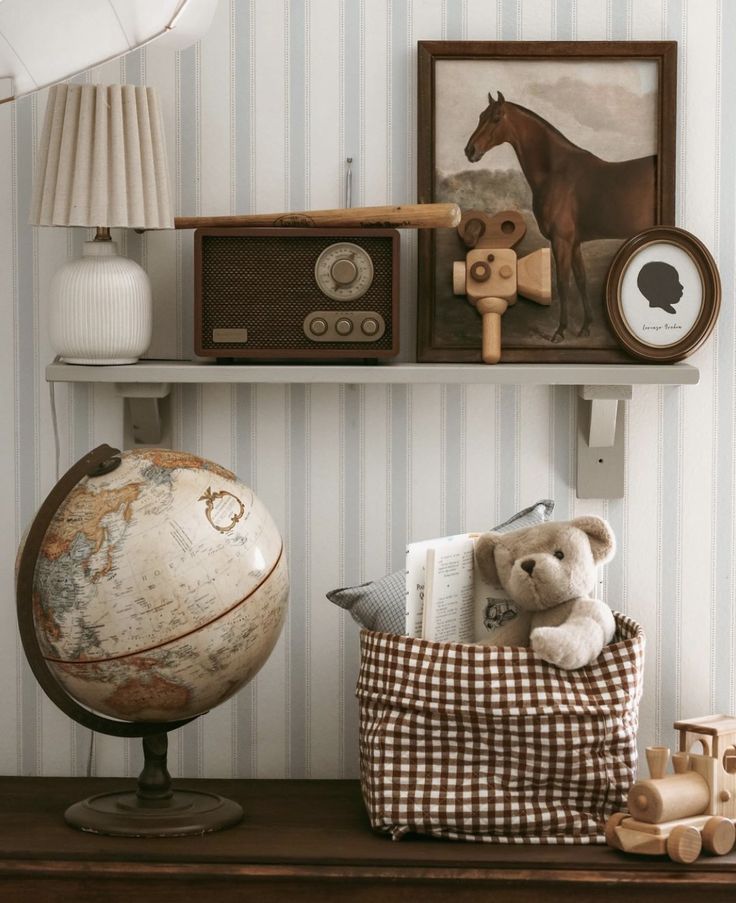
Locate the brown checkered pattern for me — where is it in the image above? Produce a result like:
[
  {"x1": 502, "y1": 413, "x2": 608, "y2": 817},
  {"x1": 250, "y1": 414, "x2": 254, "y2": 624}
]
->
[{"x1": 357, "y1": 613, "x2": 645, "y2": 844}]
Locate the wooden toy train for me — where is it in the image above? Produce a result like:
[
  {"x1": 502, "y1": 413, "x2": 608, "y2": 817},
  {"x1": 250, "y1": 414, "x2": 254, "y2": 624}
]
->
[{"x1": 606, "y1": 715, "x2": 736, "y2": 863}]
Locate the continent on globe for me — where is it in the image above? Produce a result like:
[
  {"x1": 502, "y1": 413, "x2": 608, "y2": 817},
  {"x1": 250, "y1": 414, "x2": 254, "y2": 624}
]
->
[{"x1": 26, "y1": 448, "x2": 289, "y2": 723}]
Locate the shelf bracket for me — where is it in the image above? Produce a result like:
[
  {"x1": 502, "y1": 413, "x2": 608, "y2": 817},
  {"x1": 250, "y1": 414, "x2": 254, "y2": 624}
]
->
[
  {"x1": 576, "y1": 385, "x2": 632, "y2": 500},
  {"x1": 115, "y1": 383, "x2": 171, "y2": 445}
]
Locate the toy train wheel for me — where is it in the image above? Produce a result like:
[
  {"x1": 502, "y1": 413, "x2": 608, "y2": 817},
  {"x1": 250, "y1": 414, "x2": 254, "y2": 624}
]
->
[
  {"x1": 667, "y1": 825, "x2": 702, "y2": 864},
  {"x1": 604, "y1": 812, "x2": 627, "y2": 850},
  {"x1": 702, "y1": 816, "x2": 736, "y2": 856}
]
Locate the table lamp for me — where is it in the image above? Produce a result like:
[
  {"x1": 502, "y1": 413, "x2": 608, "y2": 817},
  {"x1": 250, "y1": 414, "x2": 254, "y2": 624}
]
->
[{"x1": 30, "y1": 83, "x2": 174, "y2": 364}]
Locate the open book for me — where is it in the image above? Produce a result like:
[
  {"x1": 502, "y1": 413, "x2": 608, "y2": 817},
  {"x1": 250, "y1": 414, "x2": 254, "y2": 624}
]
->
[{"x1": 405, "y1": 533, "x2": 526, "y2": 644}]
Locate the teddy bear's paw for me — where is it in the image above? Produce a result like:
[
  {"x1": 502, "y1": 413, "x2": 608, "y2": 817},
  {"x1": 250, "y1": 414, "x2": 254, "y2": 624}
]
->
[{"x1": 531, "y1": 626, "x2": 599, "y2": 670}]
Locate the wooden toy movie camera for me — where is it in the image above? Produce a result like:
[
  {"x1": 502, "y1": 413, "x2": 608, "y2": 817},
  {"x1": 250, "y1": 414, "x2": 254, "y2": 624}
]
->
[{"x1": 453, "y1": 210, "x2": 552, "y2": 364}]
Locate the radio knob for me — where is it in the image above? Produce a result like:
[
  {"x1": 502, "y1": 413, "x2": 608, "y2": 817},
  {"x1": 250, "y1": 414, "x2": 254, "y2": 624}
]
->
[
  {"x1": 331, "y1": 258, "x2": 358, "y2": 285},
  {"x1": 309, "y1": 317, "x2": 329, "y2": 336},
  {"x1": 361, "y1": 318, "x2": 379, "y2": 336},
  {"x1": 335, "y1": 317, "x2": 353, "y2": 336}
]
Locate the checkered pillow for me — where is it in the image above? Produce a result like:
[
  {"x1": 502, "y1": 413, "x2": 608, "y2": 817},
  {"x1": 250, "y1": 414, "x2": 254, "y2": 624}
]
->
[
  {"x1": 357, "y1": 612, "x2": 645, "y2": 844},
  {"x1": 327, "y1": 499, "x2": 554, "y2": 635}
]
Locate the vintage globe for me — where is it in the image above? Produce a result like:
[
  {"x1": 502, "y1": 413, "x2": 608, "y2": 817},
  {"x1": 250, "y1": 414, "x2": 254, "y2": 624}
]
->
[{"x1": 23, "y1": 446, "x2": 288, "y2": 724}]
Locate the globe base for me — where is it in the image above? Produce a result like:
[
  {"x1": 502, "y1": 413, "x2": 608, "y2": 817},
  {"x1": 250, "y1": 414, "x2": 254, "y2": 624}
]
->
[
  {"x1": 64, "y1": 732, "x2": 242, "y2": 836},
  {"x1": 64, "y1": 788, "x2": 243, "y2": 837}
]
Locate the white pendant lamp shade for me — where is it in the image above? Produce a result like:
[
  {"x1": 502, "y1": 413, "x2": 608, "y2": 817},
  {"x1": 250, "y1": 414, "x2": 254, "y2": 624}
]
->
[
  {"x1": 31, "y1": 84, "x2": 175, "y2": 365},
  {"x1": 0, "y1": 0, "x2": 218, "y2": 102},
  {"x1": 31, "y1": 84, "x2": 174, "y2": 231}
]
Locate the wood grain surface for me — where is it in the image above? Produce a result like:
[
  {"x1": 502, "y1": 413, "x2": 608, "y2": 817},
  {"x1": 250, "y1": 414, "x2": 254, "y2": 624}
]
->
[
  {"x1": 1, "y1": 777, "x2": 735, "y2": 902},
  {"x1": 174, "y1": 202, "x2": 461, "y2": 230}
]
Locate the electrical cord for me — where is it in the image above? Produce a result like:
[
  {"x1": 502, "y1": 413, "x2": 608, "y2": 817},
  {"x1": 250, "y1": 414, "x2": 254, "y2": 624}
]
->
[{"x1": 48, "y1": 355, "x2": 61, "y2": 483}]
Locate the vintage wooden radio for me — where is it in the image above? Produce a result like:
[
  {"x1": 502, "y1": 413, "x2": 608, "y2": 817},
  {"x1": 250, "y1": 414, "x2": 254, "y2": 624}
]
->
[{"x1": 194, "y1": 226, "x2": 400, "y2": 360}]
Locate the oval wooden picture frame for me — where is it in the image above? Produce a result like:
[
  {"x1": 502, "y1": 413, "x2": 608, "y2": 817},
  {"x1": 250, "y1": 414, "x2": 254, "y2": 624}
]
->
[{"x1": 605, "y1": 226, "x2": 721, "y2": 363}]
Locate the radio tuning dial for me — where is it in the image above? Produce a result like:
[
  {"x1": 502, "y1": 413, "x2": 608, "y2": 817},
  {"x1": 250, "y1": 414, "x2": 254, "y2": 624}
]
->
[
  {"x1": 331, "y1": 258, "x2": 358, "y2": 285},
  {"x1": 315, "y1": 242, "x2": 374, "y2": 301}
]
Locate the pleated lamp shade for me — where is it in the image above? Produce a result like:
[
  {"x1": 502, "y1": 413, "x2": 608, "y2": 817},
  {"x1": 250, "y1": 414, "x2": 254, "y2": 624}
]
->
[
  {"x1": 30, "y1": 83, "x2": 174, "y2": 230},
  {"x1": 32, "y1": 84, "x2": 174, "y2": 364}
]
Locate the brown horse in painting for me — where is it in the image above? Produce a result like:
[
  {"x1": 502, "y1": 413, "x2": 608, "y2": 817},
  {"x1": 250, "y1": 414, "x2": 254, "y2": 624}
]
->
[{"x1": 464, "y1": 92, "x2": 656, "y2": 341}]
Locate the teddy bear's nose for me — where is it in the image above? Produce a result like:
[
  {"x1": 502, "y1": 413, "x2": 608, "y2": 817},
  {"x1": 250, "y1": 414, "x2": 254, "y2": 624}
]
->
[{"x1": 520, "y1": 559, "x2": 535, "y2": 575}]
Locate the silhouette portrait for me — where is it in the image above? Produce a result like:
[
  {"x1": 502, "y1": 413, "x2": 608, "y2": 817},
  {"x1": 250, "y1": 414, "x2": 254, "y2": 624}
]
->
[{"x1": 636, "y1": 260, "x2": 683, "y2": 314}]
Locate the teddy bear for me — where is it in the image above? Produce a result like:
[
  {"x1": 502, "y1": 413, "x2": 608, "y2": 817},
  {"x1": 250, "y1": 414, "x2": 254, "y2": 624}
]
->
[{"x1": 474, "y1": 516, "x2": 616, "y2": 670}]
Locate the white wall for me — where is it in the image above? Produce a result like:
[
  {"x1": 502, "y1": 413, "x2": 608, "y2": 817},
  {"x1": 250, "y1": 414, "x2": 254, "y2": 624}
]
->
[{"x1": 1, "y1": 0, "x2": 733, "y2": 778}]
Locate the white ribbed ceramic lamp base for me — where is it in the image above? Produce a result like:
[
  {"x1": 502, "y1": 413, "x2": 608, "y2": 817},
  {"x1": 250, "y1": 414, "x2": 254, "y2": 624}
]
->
[{"x1": 49, "y1": 240, "x2": 152, "y2": 365}]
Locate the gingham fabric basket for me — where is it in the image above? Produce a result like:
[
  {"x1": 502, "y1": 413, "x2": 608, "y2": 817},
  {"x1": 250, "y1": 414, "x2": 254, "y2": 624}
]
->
[{"x1": 357, "y1": 612, "x2": 645, "y2": 844}]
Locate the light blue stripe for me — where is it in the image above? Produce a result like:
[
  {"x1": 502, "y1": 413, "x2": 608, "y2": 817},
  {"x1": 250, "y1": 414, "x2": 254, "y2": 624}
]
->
[
  {"x1": 341, "y1": 384, "x2": 362, "y2": 776},
  {"x1": 177, "y1": 45, "x2": 202, "y2": 776},
  {"x1": 234, "y1": 385, "x2": 256, "y2": 777},
  {"x1": 285, "y1": 0, "x2": 309, "y2": 777},
  {"x1": 288, "y1": 385, "x2": 311, "y2": 778},
  {"x1": 658, "y1": 0, "x2": 684, "y2": 741},
  {"x1": 659, "y1": 388, "x2": 681, "y2": 737},
  {"x1": 72, "y1": 384, "x2": 93, "y2": 776},
  {"x1": 343, "y1": 0, "x2": 361, "y2": 203},
  {"x1": 178, "y1": 383, "x2": 202, "y2": 777},
  {"x1": 178, "y1": 46, "x2": 198, "y2": 358},
  {"x1": 714, "y1": 0, "x2": 736, "y2": 713},
  {"x1": 16, "y1": 96, "x2": 39, "y2": 775},
  {"x1": 445, "y1": 0, "x2": 464, "y2": 40},
  {"x1": 234, "y1": 0, "x2": 253, "y2": 213},
  {"x1": 552, "y1": 386, "x2": 573, "y2": 520},
  {"x1": 289, "y1": 0, "x2": 307, "y2": 210},
  {"x1": 501, "y1": 0, "x2": 518, "y2": 39},
  {"x1": 443, "y1": 385, "x2": 464, "y2": 534},
  {"x1": 555, "y1": 0, "x2": 575, "y2": 39},
  {"x1": 604, "y1": 0, "x2": 630, "y2": 613},
  {"x1": 498, "y1": 386, "x2": 519, "y2": 520},
  {"x1": 608, "y1": 0, "x2": 629, "y2": 39},
  {"x1": 236, "y1": 0, "x2": 258, "y2": 778},
  {"x1": 390, "y1": 0, "x2": 408, "y2": 202},
  {"x1": 340, "y1": 0, "x2": 364, "y2": 778},
  {"x1": 390, "y1": 385, "x2": 408, "y2": 571},
  {"x1": 287, "y1": 384, "x2": 308, "y2": 777},
  {"x1": 606, "y1": 495, "x2": 626, "y2": 614}
]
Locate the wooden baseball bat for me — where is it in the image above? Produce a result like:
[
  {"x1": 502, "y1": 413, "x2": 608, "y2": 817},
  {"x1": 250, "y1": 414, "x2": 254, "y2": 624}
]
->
[{"x1": 173, "y1": 202, "x2": 460, "y2": 230}]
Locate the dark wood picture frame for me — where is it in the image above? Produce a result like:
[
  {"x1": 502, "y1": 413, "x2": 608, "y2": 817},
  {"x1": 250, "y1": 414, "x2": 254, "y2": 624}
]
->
[
  {"x1": 604, "y1": 226, "x2": 720, "y2": 363},
  {"x1": 417, "y1": 41, "x2": 678, "y2": 363}
]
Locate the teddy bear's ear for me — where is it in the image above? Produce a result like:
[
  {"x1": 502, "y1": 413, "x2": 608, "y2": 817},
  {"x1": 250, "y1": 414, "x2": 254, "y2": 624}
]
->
[
  {"x1": 570, "y1": 516, "x2": 616, "y2": 565},
  {"x1": 474, "y1": 532, "x2": 502, "y2": 585}
]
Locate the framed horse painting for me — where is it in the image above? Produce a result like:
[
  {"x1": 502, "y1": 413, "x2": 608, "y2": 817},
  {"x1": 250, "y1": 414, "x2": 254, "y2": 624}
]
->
[{"x1": 417, "y1": 41, "x2": 677, "y2": 363}]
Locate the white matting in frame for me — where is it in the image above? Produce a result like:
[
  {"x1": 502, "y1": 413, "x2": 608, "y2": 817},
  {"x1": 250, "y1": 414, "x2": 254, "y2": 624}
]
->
[{"x1": 620, "y1": 240, "x2": 703, "y2": 348}]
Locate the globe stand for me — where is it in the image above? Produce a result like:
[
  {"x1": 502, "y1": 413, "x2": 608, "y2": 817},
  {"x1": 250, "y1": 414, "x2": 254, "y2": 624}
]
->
[{"x1": 64, "y1": 733, "x2": 243, "y2": 837}]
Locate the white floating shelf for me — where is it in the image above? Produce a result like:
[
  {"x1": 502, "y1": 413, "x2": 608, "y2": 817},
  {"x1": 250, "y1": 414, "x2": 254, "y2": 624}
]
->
[
  {"x1": 45, "y1": 359, "x2": 700, "y2": 499},
  {"x1": 46, "y1": 359, "x2": 700, "y2": 387}
]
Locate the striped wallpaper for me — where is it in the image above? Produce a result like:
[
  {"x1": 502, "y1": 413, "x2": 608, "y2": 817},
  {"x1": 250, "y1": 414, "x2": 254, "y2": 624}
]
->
[{"x1": 1, "y1": 0, "x2": 733, "y2": 780}]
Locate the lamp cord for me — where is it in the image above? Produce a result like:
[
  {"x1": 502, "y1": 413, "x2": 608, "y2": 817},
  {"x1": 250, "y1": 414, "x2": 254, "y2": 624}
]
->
[{"x1": 48, "y1": 355, "x2": 61, "y2": 483}]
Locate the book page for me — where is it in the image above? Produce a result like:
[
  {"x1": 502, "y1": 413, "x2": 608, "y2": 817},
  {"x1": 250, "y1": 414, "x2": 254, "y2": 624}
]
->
[
  {"x1": 405, "y1": 533, "x2": 470, "y2": 637},
  {"x1": 422, "y1": 537, "x2": 476, "y2": 643},
  {"x1": 472, "y1": 546, "x2": 530, "y2": 646}
]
